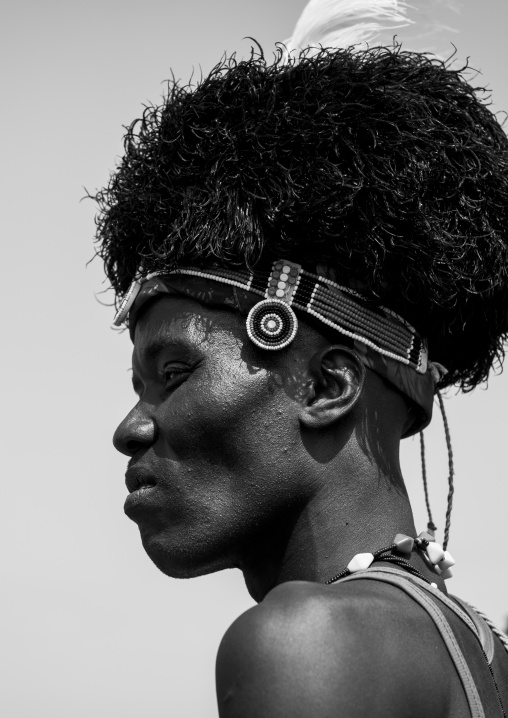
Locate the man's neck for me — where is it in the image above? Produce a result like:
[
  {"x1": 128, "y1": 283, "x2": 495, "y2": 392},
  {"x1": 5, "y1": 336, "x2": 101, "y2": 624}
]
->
[{"x1": 240, "y1": 454, "x2": 442, "y2": 602}]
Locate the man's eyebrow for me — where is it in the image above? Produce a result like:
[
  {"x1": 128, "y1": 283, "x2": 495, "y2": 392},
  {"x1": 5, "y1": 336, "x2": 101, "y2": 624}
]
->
[{"x1": 141, "y1": 336, "x2": 193, "y2": 361}]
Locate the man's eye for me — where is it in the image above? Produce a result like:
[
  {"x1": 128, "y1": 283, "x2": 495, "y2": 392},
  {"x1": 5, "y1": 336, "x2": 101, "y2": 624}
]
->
[{"x1": 163, "y1": 367, "x2": 188, "y2": 388}]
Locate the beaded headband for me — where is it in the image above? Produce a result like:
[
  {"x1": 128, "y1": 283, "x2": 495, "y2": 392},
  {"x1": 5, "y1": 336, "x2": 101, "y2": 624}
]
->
[{"x1": 114, "y1": 259, "x2": 428, "y2": 374}]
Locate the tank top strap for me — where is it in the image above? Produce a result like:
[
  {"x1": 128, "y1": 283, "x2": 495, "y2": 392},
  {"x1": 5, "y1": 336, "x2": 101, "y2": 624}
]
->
[
  {"x1": 347, "y1": 566, "x2": 498, "y2": 665},
  {"x1": 452, "y1": 596, "x2": 496, "y2": 665},
  {"x1": 336, "y1": 566, "x2": 486, "y2": 718},
  {"x1": 348, "y1": 566, "x2": 482, "y2": 640}
]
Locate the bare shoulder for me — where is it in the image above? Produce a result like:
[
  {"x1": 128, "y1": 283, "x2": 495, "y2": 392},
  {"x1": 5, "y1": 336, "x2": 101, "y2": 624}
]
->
[{"x1": 216, "y1": 579, "x2": 453, "y2": 718}]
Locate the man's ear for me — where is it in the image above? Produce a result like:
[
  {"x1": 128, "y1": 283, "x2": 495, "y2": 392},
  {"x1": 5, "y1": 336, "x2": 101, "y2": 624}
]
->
[{"x1": 299, "y1": 345, "x2": 365, "y2": 429}]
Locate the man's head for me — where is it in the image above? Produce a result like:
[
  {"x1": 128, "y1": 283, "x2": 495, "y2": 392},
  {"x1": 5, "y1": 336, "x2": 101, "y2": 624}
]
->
[{"x1": 96, "y1": 44, "x2": 508, "y2": 584}]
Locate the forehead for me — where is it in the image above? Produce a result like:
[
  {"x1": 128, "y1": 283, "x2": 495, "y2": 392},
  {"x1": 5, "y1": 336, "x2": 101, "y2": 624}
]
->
[{"x1": 131, "y1": 294, "x2": 244, "y2": 365}]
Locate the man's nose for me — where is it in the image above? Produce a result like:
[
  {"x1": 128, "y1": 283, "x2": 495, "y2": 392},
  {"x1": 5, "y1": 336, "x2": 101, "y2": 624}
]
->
[{"x1": 113, "y1": 405, "x2": 156, "y2": 457}]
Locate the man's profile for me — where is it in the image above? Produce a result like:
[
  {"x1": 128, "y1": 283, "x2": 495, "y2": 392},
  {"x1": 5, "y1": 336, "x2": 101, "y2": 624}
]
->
[{"x1": 92, "y1": 2, "x2": 508, "y2": 714}]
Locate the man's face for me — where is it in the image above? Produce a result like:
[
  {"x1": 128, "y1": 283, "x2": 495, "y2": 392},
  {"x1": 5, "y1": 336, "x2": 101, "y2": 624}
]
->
[{"x1": 113, "y1": 295, "x2": 312, "y2": 579}]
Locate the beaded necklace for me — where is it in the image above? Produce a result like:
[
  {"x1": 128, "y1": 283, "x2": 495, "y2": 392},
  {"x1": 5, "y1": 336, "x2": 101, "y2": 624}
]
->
[{"x1": 325, "y1": 531, "x2": 453, "y2": 587}]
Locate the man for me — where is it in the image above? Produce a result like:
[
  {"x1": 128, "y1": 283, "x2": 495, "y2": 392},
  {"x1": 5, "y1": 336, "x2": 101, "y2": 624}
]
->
[{"x1": 95, "y1": 44, "x2": 508, "y2": 716}]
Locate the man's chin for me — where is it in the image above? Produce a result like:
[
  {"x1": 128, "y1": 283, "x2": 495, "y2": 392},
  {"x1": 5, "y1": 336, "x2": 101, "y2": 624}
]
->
[{"x1": 139, "y1": 529, "x2": 234, "y2": 579}]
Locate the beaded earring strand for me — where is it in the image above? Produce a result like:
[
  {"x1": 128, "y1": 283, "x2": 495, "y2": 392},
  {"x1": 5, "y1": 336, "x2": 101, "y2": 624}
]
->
[
  {"x1": 418, "y1": 390, "x2": 455, "y2": 549},
  {"x1": 438, "y1": 391, "x2": 455, "y2": 551},
  {"x1": 419, "y1": 431, "x2": 438, "y2": 536}
]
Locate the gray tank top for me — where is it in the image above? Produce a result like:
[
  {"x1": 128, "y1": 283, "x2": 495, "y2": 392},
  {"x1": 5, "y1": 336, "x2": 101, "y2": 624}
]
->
[{"x1": 335, "y1": 566, "x2": 508, "y2": 717}]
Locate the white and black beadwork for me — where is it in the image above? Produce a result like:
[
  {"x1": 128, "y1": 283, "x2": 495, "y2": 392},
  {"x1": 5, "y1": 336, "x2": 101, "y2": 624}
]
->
[
  {"x1": 113, "y1": 260, "x2": 428, "y2": 373},
  {"x1": 246, "y1": 299, "x2": 298, "y2": 350}
]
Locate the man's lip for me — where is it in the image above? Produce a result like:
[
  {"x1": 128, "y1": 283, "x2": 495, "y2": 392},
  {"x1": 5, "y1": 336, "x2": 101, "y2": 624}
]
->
[{"x1": 125, "y1": 466, "x2": 158, "y2": 494}]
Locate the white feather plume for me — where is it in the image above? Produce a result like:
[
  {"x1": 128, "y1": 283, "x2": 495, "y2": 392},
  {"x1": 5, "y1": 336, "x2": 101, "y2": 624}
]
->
[
  {"x1": 285, "y1": 0, "x2": 412, "y2": 55},
  {"x1": 284, "y1": 0, "x2": 459, "y2": 59}
]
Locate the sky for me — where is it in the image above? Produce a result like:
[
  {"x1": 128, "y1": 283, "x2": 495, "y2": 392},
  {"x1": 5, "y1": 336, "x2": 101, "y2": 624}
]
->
[{"x1": 2, "y1": 1, "x2": 508, "y2": 716}]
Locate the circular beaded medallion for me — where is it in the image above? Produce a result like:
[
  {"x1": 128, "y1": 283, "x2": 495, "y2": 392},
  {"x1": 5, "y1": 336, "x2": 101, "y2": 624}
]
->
[{"x1": 246, "y1": 299, "x2": 298, "y2": 350}]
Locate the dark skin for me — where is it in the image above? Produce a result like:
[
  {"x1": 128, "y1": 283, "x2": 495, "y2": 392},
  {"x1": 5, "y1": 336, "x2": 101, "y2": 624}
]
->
[{"x1": 114, "y1": 294, "x2": 469, "y2": 718}]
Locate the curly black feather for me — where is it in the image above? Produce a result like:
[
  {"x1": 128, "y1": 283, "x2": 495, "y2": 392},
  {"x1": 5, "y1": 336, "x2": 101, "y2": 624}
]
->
[{"x1": 92, "y1": 45, "x2": 508, "y2": 391}]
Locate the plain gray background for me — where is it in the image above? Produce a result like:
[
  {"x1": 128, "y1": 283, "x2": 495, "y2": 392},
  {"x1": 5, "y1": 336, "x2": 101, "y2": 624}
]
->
[{"x1": 2, "y1": 1, "x2": 507, "y2": 716}]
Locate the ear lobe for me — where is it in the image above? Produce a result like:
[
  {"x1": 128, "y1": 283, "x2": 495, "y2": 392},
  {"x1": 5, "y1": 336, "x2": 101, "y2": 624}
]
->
[{"x1": 300, "y1": 346, "x2": 365, "y2": 430}]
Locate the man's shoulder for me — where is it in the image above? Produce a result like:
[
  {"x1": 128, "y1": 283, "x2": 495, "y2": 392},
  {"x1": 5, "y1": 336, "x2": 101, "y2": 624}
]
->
[
  {"x1": 226, "y1": 578, "x2": 405, "y2": 645},
  {"x1": 216, "y1": 579, "x2": 454, "y2": 718},
  {"x1": 219, "y1": 577, "x2": 430, "y2": 656}
]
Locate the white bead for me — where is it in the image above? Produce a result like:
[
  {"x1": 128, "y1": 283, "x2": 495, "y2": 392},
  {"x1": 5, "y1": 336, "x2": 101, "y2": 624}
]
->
[
  {"x1": 431, "y1": 582, "x2": 438, "y2": 589},
  {"x1": 280, "y1": 273, "x2": 289, "y2": 281},
  {"x1": 277, "y1": 281, "x2": 286, "y2": 289},
  {"x1": 347, "y1": 552, "x2": 374, "y2": 573},
  {"x1": 426, "y1": 541, "x2": 445, "y2": 565},
  {"x1": 282, "y1": 265, "x2": 291, "y2": 273},
  {"x1": 438, "y1": 551, "x2": 455, "y2": 571},
  {"x1": 276, "y1": 289, "x2": 285, "y2": 298}
]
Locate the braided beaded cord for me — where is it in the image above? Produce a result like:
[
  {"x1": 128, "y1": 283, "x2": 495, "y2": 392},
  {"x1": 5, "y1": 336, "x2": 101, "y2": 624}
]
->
[
  {"x1": 418, "y1": 391, "x2": 455, "y2": 549},
  {"x1": 437, "y1": 392, "x2": 454, "y2": 551},
  {"x1": 419, "y1": 431, "x2": 438, "y2": 536},
  {"x1": 467, "y1": 607, "x2": 508, "y2": 718},
  {"x1": 469, "y1": 604, "x2": 508, "y2": 656}
]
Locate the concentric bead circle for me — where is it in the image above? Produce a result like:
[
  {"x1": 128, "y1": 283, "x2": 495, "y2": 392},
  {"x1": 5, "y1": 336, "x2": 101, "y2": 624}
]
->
[{"x1": 246, "y1": 299, "x2": 298, "y2": 350}]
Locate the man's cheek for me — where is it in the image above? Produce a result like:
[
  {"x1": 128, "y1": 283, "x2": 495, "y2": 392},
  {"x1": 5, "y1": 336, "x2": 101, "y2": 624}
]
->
[{"x1": 156, "y1": 397, "x2": 243, "y2": 461}]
